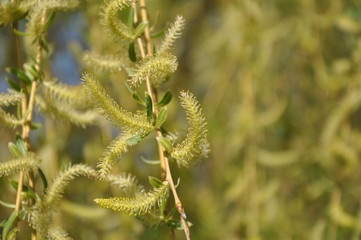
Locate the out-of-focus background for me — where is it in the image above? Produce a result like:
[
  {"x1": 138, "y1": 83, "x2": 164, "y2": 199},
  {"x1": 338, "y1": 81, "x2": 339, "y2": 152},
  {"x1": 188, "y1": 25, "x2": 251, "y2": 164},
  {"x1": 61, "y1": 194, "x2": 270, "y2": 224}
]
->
[{"x1": 1, "y1": 0, "x2": 361, "y2": 239}]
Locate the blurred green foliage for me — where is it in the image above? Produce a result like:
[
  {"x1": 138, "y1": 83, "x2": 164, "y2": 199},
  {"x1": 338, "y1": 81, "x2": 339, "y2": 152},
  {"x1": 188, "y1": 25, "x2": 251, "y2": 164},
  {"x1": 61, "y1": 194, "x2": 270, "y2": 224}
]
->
[{"x1": 1, "y1": 0, "x2": 361, "y2": 239}]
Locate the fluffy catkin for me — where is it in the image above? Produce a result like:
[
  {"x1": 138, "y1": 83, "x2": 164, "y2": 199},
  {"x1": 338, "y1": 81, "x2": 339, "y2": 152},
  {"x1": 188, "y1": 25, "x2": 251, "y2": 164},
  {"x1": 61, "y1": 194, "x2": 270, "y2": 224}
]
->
[
  {"x1": 94, "y1": 182, "x2": 169, "y2": 216},
  {"x1": 171, "y1": 91, "x2": 209, "y2": 167},
  {"x1": 158, "y1": 15, "x2": 185, "y2": 54},
  {"x1": 42, "y1": 164, "x2": 98, "y2": 210},
  {"x1": 82, "y1": 72, "x2": 153, "y2": 134}
]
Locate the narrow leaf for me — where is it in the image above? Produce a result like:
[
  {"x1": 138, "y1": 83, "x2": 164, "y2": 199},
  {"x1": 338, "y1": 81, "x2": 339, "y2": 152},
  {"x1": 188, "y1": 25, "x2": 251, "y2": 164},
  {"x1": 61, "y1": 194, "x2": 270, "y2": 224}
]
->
[
  {"x1": 141, "y1": 156, "x2": 160, "y2": 165},
  {"x1": 7, "y1": 227, "x2": 19, "y2": 240},
  {"x1": 43, "y1": 12, "x2": 56, "y2": 32},
  {"x1": 13, "y1": 29, "x2": 32, "y2": 36},
  {"x1": 134, "y1": 21, "x2": 148, "y2": 38},
  {"x1": 18, "y1": 210, "x2": 26, "y2": 221},
  {"x1": 40, "y1": 37, "x2": 49, "y2": 53},
  {"x1": 8, "y1": 143, "x2": 22, "y2": 158},
  {"x1": 30, "y1": 122, "x2": 42, "y2": 129},
  {"x1": 38, "y1": 168, "x2": 48, "y2": 193},
  {"x1": 132, "y1": 92, "x2": 145, "y2": 105},
  {"x1": 15, "y1": 137, "x2": 27, "y2": 156},
  {"x1": 166, "y1": 219, "x2": 193, "y2": 230},
  {"x1": 128, "y1": 41, "x2": 137, "y2": 62},
  {"x1": 155, "y1": 107, "x2": 168, "y2": 128},
  {"x1": 6, "y1": 68, "x2": 31, "y2": 84},
  {"x1": 149, "y1": 176, "x2": 163, "y2": 188},
  {"x1": 156, "y1": 136, "x2": 173, "y2": 153},
  {"x1": 0, "y1": 200, "x2": 16, "y2": 209},
  {"x1": 151, "y1": 30, "x2": 164, "y2": 39},
  {"x1": 6, "y1": 78, "x2": 21, "y2": 92},
  {"x1": 24, "y1": 186, "x2": 37, "y2": 201},
  {"x1": 24, "y1": 63, "x2": 40, "y2": 81},
  {"x1": 145, "y1": 94, "x2": 153, "y2": 122},
  {"x1": 126, "y1": 135, "x2": 143, "y2": 146},
  {"x1": 127, "y1": 7, "x2": 135, "y2": 30},
  {"x1": 2, "y1": 211, "x2": 17, "y2": 240},
  {"x1": 156, "y1": 91, "x2": 172, "y2": 107}
]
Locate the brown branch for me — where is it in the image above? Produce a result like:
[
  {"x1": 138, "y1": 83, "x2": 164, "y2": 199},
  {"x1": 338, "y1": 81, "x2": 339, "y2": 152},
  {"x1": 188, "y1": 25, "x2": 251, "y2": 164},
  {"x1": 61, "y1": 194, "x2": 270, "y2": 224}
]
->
[
  {"x1": 135, "y1": 1, "x2": 191, "y2": 239},
  {"x1": 13, "y1": 11, "x2": 46, "y2": 240},
  {"x1": 12, "y1": 20, "x2": 26, "y2": 220}
]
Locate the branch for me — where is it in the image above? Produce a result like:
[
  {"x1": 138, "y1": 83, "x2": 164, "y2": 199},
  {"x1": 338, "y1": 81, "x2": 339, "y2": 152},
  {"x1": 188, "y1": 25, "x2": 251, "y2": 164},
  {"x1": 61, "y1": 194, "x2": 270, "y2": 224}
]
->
[{"x1": 135, "y1": 1, "x2": 191, "y2": 239}]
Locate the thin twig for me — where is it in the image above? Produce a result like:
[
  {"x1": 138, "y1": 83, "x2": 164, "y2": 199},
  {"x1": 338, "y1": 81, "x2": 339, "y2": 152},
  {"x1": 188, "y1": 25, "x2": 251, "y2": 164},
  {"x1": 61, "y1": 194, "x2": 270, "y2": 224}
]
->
[
  {"x1": 12, "y1": 20, "x2": 26, "y2": 221},
  {"x1": 13, "y1": 11, "x2": 46, "y2": 240},
  {"x1": 135, "y1": 1, "x2": 191, "y2": 239}
]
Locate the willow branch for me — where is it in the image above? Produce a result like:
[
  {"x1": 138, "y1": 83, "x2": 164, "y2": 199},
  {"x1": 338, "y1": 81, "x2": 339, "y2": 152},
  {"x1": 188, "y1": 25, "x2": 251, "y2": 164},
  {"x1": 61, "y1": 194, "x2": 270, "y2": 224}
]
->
[
  {"x1": 135, "y1": 1, "x2": 191, "y2": 239},
  {"x1": 13, "y1": 21, "x2": 26, "y2": 220},
  {"x1": 13, "y1": 11, "x2": 46, "y2": 240}
]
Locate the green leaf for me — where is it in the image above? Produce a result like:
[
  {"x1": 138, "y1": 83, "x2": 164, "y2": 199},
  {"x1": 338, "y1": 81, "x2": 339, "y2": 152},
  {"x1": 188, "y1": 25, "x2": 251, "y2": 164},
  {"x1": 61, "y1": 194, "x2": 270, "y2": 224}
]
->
[
  {"x1": 155, "y1": 107, "x2": 168, "y2": 128},
  {"x1": 18, "y1": 210, "x2": 26, "y2": 221},
  {"x1": 6, "y1": 227, "x2": 19, "y2": 240},
  {"x1": 6, "y1": 68, "x2": 31, "y2": 85},
  {"x1": 128, "y1": 41, "x2": 136, "y2": 62},
  {"x1": 24, "y1": 63, "x2": 39, "y2": 81},
  {"x1": 2, "y1": 211, "x2": 17, "y2": 240},
  {"x1": 127, "y1": 8, "x2": 135, "y2": 30},
  {"x1": 160, "y1": 126, "x2": 168, "y2": 135},
  {"x1": 156, "y1": 136, "x2": 172, "y2": 153},
  {"x1": 24, "y1": 187, "x2": 37, "y2": 201},
  {"x1": 166, "y1": 219, "x2": 182, "y2": 230},
  {"x1": 141, "y1": 156, "x2": 160, "y2": 165},
  {"x1": 134, "y1": 22, "x2": 148, "y2": 38},
  {"x1": 30, "y1": 122, "x2": 42, "y2": 130},
  {"x1": 145, "y1": 94, "x2": 153, "y2": 122},
  {"x1": 39, "y1": 37, "x2": 49, "y2": 53},
  {"x1": 6, "y1": 78, "x2": 21, "y2": 92},
  {"x1": 43, "y1": 12, "x2": 56, "y2": 32},
  {"x1": 126, "y1": 135, "x2": 143, "y2": 146},
  {"x1": 38, "y1": 168, "x2": 48, "y2": 194},
  {"x1": 151, "y1": 30, "x2": 164, "y2": 39},
  {"x1": 15, "y1": 137, "x2": 27, "y2": 156},
  {"x1": 9, "y1": 180, "x2": 19, "y2": 190},
  {"x1": 166, "y1": 219, "x2": 193, "y2": 230},
  {"x1": 0, "y1": 200, "x2": 15, "y2": 209},
  {"x1": 8, "y1": 143, "x2": 22, "y2": 158},
  {"x1": 132, "y1": 92, "x2": 145, "y2": 105},
  {"x1": 175, "y1": 178, "x2": 181, "y2": 188},
  {"x1": 9, "y1": 181, "x2": 37, "y2": 200},
  {"x1": 165, "y1": 206, "x2": 177, "y2": 219},
  {"x1": 149, "y1": 176, "x2": 163, "y2": 188},
  {"x1": 123, "y1": 79, "x2": 135, "y2": 94},
  {"x1": 13, "y1": 29, "x2": 31, "y2": 37},
  {"x1": 156, "y1": 91, "x2": 172, "y2": 107},
  {"x1": 159, "y1": 187, "x2": 168, "y2": 217}
]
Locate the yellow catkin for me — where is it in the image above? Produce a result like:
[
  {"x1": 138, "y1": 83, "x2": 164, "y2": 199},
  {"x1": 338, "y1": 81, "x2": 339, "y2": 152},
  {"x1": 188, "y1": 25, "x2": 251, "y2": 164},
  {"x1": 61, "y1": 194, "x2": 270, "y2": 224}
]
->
[
  {"x1": 171, "y1": 91, "x2": 209, "y2": 167},
  {"x1": 158, "y1": 15, "x2": 185, "y2": 54},
  {"x1": 81, "y1": 73, "x2": 153, "y2": 134},
  {"x1": 129, "y1": 53, "x2": 178, "y2": 88},
  {"x1": 94, "y1": 182, "x2": 169, "y2": 216},
  {"x1": 100, "y1": 0, "x2": 134, "y2": 40}
]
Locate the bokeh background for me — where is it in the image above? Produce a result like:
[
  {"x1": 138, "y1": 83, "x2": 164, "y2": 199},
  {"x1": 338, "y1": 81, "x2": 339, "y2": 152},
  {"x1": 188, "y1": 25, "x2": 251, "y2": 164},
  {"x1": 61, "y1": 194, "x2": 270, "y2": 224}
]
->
[{"x1": 1, "y1": 0, "x2": 361, "y2": 239}]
